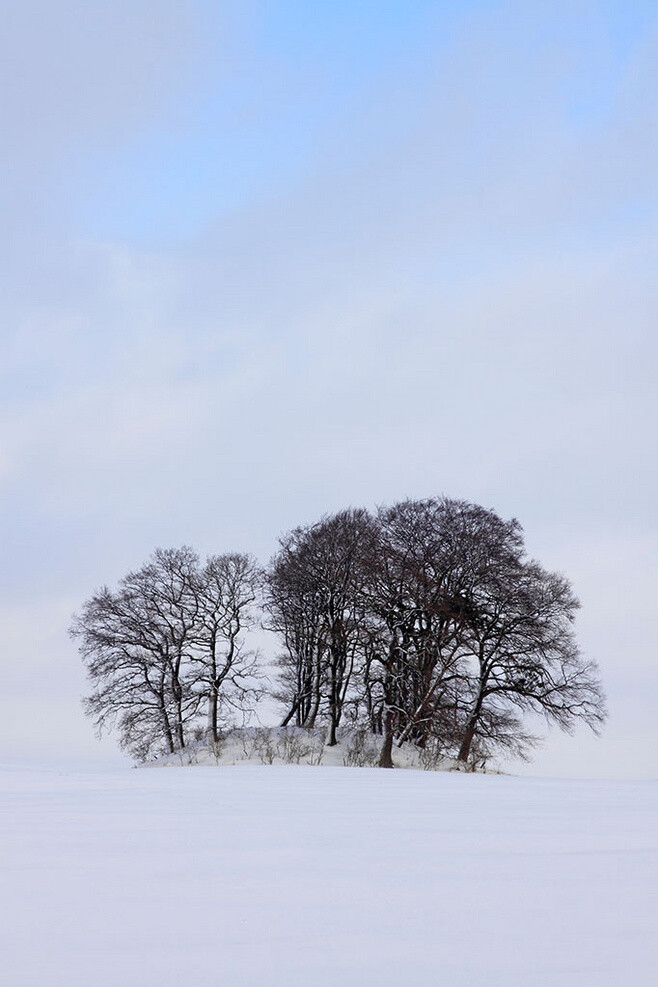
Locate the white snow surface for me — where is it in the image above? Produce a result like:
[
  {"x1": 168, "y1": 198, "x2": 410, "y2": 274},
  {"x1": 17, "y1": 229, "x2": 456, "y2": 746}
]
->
[{"x1": 1, "y1": 761, "x2": 657, "y2": 986}]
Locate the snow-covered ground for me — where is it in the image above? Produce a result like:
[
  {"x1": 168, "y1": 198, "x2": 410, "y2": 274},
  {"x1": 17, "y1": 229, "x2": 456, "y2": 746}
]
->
[
  {"x1": 1, "y1": 762, "x2": 656, "y2": 986},
  {"x1": 146, "y1": 726, "x2": 466, "y2": 771}
]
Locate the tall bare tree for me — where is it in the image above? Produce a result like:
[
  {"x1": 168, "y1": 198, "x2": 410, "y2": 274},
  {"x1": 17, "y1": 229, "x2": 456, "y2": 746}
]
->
[
  {"x1": 363, "y1": 499, "x2": 605, "y2": 767},
  {"x1": 72, "y1": 547, "x2": 262, "y2": 760},
  {"x1": 189, "y1": 553, "x2": 262, "y2": 742},
  {"x1": 267, "y1": 532, "x2": 328, "y2": 730},
  {"x1": 72, "y1": 547, "x2": 201, "y2": 760},
  {"x1": 362, "y1": 499, "x2": 514, "y2": 766},
  {"x1": 455, "y1": 559, "x2": 606, "y2": 763},
  {"x1": 266, "y1": 509, "x2": 375, "y2": 744}
]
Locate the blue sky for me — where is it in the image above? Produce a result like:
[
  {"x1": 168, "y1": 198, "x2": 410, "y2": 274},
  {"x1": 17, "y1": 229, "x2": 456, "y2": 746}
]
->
[
  {"x1": 1, "y1": 0, "x2": 657, "y2": 773},
  {"x1": 45, "y1": 0, "x2": 656, "y2": 243},
  {"x1": 68, "y1": 1, "x2": 487, "y2": 240}
]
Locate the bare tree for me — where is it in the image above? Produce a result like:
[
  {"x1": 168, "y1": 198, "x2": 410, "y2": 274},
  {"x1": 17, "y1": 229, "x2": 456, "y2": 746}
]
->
[
  {"x1": 268, "y1": 497, "x2": 606, "y2": 769},
  {"x1": 267, "y1": 533, "x2": 328, "y2": 730},
  {"x1": 266, "y1": 509, "x2": 375, "y2": 744},
  {"x1": 72, "y1": 547, "x2": 263, "y2": 760},
  {"x1": 455, "y1": 559, "x2": 606, "y2": 763},
  {"x1": 363, "y1": 499, "x2": 513, "y2": 766},
  {"x1": 189, "y1": 553, "x2": 263, "y2": 742},
  {"x1": 71, "y1": 547, "x2": 202, "y2": 760}
]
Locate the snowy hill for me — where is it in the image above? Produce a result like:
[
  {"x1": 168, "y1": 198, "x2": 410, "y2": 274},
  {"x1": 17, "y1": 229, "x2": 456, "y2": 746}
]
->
[
  {"x1": 143, "y1": 725, "x2": 467, "y2": 771},
  {"x1": 2, "y1": 761, "x2": 656, "y2": 986}
]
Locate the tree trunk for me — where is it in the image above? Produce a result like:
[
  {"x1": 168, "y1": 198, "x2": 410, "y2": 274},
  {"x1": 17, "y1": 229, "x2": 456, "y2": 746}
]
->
[
  {"x1": 378, "y1": 711, "x2": 394, "y2": 768},
  {"x1": 158, "y1": 680, "x2": 175, "y2": 753},
  {"x1": 458, "y1": 699, "x2": 483, "y2": 763},
  {"x1": 207, "y1": 687, "x2": 219, "y2": 743},
  {"x1": 280, "y1": 702, "x2": 297, "y2": 728},
  {"x1": 328, "y1": 651, "x2": 340, "y2": 745},
  {"x1": 170, "y1": 656, "x2": 186, "y2": 750},
  {"x1": 457, "y1": 718, "x2": 476, "y2": 762},
  {"x1": 161, "y1": 708, "x2": 175, "y2": 753},
  {"x1": 459, "y1": 666, "x2": 487, "y2": 762},
  {"x1": 306, "y1": 676, "x2": 321, "y2": 728}
]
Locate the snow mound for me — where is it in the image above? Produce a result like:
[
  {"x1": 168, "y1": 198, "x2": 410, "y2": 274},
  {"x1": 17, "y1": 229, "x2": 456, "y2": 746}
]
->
[{"x1": 142, "y1": 726, "x2": 468, "y2": 771}]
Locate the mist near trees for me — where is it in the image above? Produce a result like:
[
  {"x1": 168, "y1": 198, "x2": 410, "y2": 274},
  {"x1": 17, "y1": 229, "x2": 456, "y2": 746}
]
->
[{"x1": 72, "y1": 498, "x2": 606, "y2": 767}]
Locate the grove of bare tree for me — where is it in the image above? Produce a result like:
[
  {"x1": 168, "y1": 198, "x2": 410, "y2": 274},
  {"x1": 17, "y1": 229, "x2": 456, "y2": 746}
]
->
[
  {"x1": 72, "y1": 498, "x2": 606, "y2": 767},
  {"x1": 267, "y1": 498, "x2": 606, "y2": 767}
]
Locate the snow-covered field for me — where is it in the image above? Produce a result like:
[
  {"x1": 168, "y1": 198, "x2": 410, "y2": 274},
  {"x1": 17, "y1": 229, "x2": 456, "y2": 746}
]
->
[{"x1": 1, "y1": 762, "x2": 656, "y2": 986}]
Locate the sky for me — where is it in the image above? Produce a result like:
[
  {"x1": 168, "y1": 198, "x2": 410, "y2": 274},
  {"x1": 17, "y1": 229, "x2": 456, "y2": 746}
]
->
[{"x1": 1, "y1": 0, "x2": 656, "y2": 775}]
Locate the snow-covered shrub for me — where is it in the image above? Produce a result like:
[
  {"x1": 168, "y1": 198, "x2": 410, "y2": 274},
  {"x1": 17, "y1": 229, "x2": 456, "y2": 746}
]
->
[
  {"x1": 343, "y1": 729, "x2": 379, "y2": 767},
  {"x1": 208, "y1": 736, "x2": 226, "y2": 764},
  {"x1": 418, "y1": 740, "x2": 448, "y2": 771},
  {"x1": 274, "y1": 728, "x2": 315, "y2": 764},
  {"x1": 252, "y1": 729, "x2": 277, "y2": 764}
]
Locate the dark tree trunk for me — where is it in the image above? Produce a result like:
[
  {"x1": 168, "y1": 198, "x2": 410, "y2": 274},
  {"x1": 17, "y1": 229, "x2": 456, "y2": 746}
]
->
[
  {"x1": 172, "y1": 687, "x2": 185, "y2": 750},
  {"x1": 457, "y1": 717, "x2": 477, "y2": 762},
  {"x1": 328, "y1": 661, "x2": 338, "y2": 745},
  {"x1": 280, "y1": 703, "x2": 297, "y2": 728},
  {"x1": 458, "y1": 696, "x2": 484, "y2": 763},
  {"x1": 161, "y1": 708, "x2": 175, "y2": 753},
  {"x1": 378, "y1": 711, "x2": 394, "y2": 768},
  {"x1": 306, "y1": 668, "x2": 322, "y2": 728},
  {"x1": 158, "y1": 673, "x2": 175, "y2": 753}
]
